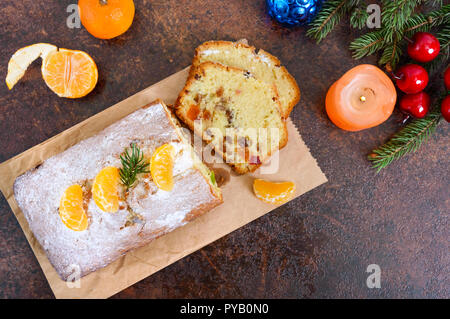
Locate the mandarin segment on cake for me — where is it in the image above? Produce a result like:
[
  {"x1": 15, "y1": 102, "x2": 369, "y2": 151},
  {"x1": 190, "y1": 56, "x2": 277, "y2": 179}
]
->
[
  {"x1": 59, "y1": 184, "x2": 89, "y2": 231},
  {"x1": 175, "y1": 62, "x2": 288, "y2": 174},
  {"x1": 150, "y1": 143, "x2": 175, "y2": 192},
  {"x1": 92, "y1": 166, "x2": 121, "y2": 213},
  {"x1": 192, "y1": 40, "x2": 300, "y2": 118},
  {"x1": 13, "y1": 100, "x2": 222, "y2": 280}
]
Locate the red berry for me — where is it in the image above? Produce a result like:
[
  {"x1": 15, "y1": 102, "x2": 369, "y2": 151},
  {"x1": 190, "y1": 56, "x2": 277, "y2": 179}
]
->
[
  {"x1": 441, "y1": 95, "x2": 450, "y2": 122},
  {"x1": 407, "y1": 32, "x2": 440, "y2": 63},
  {"x1": 444, "y1": 66, "x2": 450, "y2": 91},
  {"x1": 399, "y1": 91, "x2": 430, "y2": 119},
  {"x1": 395, "y1": 64, "x2": 429, "y2": 94}
]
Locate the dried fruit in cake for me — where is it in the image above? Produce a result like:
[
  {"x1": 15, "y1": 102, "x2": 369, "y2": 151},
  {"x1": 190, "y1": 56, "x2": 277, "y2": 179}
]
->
[
  {"x1": 192, "y1": 40, "x2": 300, "y2": 118},
  {"x1": 150, "y1": 143, "x2": 175, "y2": 191},
  {"x1": 92, "y1": 166, "x2": 120, "y2": 212},
  {"x1": 175, "y1": 62, "x2": 288, "y2": 174},
  {"x1": 6, "y1": 43, "x2": 57, "y2": 90},
  {"x1": 42, "y1": 48, "x2": 98, "y2": 98},
  {"x1": 253, "y1": 179, "x2": 296, "y2": 204},
  {"x1": 78, "y1": 0, "x2": 135, "y2": 39},
  {"x1": 59, "y1": 184, "x2": 88, "y2": 231}
]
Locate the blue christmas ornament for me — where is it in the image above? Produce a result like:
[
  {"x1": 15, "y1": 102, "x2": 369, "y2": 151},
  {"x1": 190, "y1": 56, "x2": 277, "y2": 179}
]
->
[{"x1": 266, "y1": 0, "x2": 323, "y2": 26}]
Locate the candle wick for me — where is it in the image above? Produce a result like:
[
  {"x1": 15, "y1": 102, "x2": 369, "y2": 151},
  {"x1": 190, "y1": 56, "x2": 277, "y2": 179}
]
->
[{"x1": 360, "y1": 95, "x2": 366, "y2": 102}]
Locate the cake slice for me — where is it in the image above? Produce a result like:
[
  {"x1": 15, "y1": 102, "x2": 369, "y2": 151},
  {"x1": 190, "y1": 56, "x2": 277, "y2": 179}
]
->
[
  {"x1": 191, "y1": 40, "x2": 300, "y2": 118},
  {"x1": 13, "y1": 100, "x2": 222, "y2": 280},
  {"x1": 175, "y1": 62, "x2": 288, "y2": 174}
]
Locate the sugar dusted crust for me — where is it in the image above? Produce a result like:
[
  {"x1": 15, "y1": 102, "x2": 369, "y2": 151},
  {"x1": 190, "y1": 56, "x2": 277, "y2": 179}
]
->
[
  {"x1": 191, "y1": 40, "x2": 301, "y2": 118},
  {"x1": 13, "y1": 100, "x2": 222, "y2": 280}
]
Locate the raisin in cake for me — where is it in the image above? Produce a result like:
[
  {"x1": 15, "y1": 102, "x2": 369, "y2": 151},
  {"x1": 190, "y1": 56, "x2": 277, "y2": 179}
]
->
[
  {"x1": 13, "y1": 100, "x2": 222, "y2": 280},
  {"x1": 175, "y1": 62, "x2": 288, "y2": 174},
  {"x1": 191, "y1": 40, "x2": 300, "y2": 118}
]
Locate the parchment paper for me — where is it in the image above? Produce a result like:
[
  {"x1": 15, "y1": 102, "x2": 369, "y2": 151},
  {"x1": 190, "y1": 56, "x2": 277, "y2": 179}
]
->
[{"x1": 0, "y1": 67, "x2": 327, "y2": 298}]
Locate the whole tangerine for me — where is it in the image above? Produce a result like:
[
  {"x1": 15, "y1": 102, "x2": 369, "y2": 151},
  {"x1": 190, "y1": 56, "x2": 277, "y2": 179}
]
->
[{"x1": 78, "y1": 0, "x2": 135, "y2": 39}]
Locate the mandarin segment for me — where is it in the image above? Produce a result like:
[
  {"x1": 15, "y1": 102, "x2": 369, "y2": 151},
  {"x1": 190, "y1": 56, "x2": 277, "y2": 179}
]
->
[
  {"x1": 92, "y1": 166, "x2": 120, "y2": 212},
  {"x1": 41, "y1": 48, "x2": 98, "y2": 98},
  {"x1": 5, "y1": 44, "x2": 98, "y2": 98},
  {"x1": 59, "y1": 184, "x2": 88, "y2": 231},
  {"x1": 253, "y1": 179, "x2": 296, "y2": 204},
  {"x1": 150, "y1": 144, "x2": 175, "y2": 191}
]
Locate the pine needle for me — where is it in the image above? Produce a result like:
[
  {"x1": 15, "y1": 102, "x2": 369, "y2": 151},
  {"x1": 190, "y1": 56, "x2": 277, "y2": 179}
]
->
[
  {"x1": 404, "y1": 4, "x2": 450, "y2": 35},
  {"x1": 369, "y1": 103, "x2": 444, "y2": 172},
  {"x1": 435, "y1": 24, "x2": 450, "y2": 50},
  {"x1": 426, "y1": 0, "x2": 444, "y2": 7},
  {"x1": 378, "y1": 35, "x2": 403, "y2": 69},
  {"x1": 381, "y1": 0, "x2": 425, "y2": 35},
  {"x1": 425, "y1": 25, "x2": 450, "y2": 76},
  {"x1": 349, "y1": 30, "x2": 385, "y2": 59},
  {"x1": 307, "y1": 0, "x2": 352, "y2": 43},
  {"x1": 119, "y1": 143, "x2": 150, "y2": 190},
  {"x1": 350, "y1": 4, "x2": 369, "y2": 29}
]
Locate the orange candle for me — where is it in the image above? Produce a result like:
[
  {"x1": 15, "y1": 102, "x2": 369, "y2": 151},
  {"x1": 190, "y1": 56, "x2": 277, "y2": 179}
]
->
[{"x1": 326, "y1": 64, "x2": 397, "y2": 131}]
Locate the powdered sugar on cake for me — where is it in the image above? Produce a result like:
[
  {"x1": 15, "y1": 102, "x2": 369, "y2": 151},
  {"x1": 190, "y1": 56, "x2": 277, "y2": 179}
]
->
[
  {"x1": 257, "y1": 53, "x2": 273, "y2": 66},
  {"x1": 201, "y1": 49, "x2": 221, "y2": 56},
  {"x1": 13, "y1": 102, "x2": 222, "y2": 280}
]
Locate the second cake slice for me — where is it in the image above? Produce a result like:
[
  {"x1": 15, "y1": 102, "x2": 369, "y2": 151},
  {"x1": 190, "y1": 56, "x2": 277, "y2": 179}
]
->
[
  {"x1": 191, "y1": 40, "x2": 300, "y2": 118},
  {"x1": 175, "y1": 62, "x2": 288, "y2": 174}
]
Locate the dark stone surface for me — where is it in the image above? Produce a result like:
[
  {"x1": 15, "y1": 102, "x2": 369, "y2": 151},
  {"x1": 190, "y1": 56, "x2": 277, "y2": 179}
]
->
[{"x1": 0, "y1": 0, "x2": 448, "y2": 299}]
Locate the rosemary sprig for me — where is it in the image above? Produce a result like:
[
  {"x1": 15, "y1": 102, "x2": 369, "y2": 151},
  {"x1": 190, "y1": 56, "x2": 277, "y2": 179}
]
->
[{"x1": 119, "y1": 143, "x2": 150, "y2": 190}]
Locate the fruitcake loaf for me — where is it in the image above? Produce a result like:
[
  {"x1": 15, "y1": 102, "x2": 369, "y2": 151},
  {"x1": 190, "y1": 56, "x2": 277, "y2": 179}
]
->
[
  {"x1": 191, "y1": 40, "x2": 300, "y2": 118},
  {"x1": 13, "y1": 100, "x2": 222, "y2": 280},
  {"x1": 175, "y1": 62, "x2": 288, "y2": 174}
]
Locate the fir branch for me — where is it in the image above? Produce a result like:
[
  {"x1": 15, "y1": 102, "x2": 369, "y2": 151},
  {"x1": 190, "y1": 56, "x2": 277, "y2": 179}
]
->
[
  {"x1": 381, "y1": 0, "x2": 425, "y2": 34},
  {"x1": 425, "y1": 25, "x2": 450, "y2": 76},
  {"x1": 378, "y1": 35, "x2": 403, "y2": 69},
  {"x1": 349, "y1": 30, "x2": 385, "y2": 59},
  {"x1": 350, "y1": 3, "x2": 369, "y2": 29},
  {"x1": 307, "y1": 0, "x2": 354, "y2": 43},
  {"x1": 426, "y1": 0, "x2": 443, "y2": 7},
  {"x1": 426, "y1": 50, "x2": 449, "y2": 77},
  {"x1": 435, "y1": 24, "x2": 450, "y2": 50},
  {"x1": 369, "y1": 100, "x2": 444, "y2": 172},
  {"x1": 119, "y1": 143, "x2": 150, "y2": 190},
  {"x1": 349, "y1": 3, "x2": 447, "y2": 68},
  {"x1": 404, "y1": 4, "x2": 450, "y2": 35}
]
